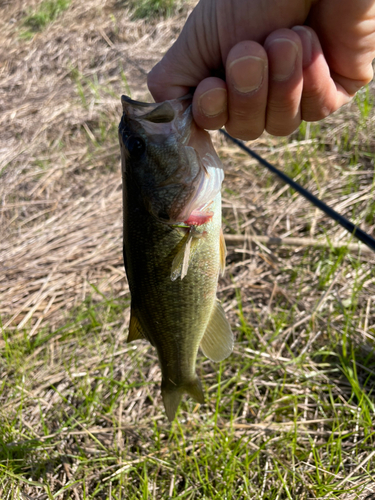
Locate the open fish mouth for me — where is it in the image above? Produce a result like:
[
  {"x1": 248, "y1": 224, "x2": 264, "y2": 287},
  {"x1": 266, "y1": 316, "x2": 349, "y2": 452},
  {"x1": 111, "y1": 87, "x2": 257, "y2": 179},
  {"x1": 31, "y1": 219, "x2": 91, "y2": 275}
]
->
[
  {"x1": 119, "y1": 95, "x2": 224, "y2": 225},
  {"x1": 121, "y1": 95, "x2": 178, "y2": 123}
]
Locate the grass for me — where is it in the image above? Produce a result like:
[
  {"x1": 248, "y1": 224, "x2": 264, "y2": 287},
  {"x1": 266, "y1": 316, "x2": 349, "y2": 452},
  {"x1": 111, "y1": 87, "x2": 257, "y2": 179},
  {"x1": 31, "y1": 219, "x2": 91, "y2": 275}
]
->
[
  {"x1": 1, "y1": 245, "x2": 375, "y2": 498},
  {"x1": 1, "y1": 0, "x2": 375, "y2": 497},
  {"x1": 128, "y1": 0, "x2": 178, "y2": 19},
  {"x1": 21, "y1": 0, "x2": 71, "y2": 37}
]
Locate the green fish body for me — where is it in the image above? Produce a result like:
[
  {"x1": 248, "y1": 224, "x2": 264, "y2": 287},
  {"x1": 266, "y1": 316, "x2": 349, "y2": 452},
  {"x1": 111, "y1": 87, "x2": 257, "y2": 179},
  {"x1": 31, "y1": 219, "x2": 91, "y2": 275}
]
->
[{"x1": 119, "y1": 96, "x2": 233, "y2": 421}]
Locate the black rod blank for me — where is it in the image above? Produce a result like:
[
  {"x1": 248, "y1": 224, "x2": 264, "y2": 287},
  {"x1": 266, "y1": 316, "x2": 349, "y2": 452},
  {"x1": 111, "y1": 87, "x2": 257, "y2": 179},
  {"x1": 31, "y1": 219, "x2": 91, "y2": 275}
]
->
[{"x1": 219, "y1": 128, "x2": 375, "y2": 254}]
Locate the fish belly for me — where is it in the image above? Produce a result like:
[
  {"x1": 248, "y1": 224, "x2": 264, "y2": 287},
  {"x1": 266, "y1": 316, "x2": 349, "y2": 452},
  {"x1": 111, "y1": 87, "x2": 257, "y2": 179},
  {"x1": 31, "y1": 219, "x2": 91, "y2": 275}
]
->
[{"x1": 123, "y1": 189, "x2": 222, "y2": 420}]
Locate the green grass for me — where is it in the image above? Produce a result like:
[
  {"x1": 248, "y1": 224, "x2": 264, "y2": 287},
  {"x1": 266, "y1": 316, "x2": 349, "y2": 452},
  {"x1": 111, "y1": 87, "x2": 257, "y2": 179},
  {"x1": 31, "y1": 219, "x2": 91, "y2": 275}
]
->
[
  {"x1": 2, "y1": 0, "x2": 375, "y2": 495},
  {"x1": 2, "y1": 85, "x2": 375, "y2": 498},
  {"x1": 1, "y1": 244, "x2": 375, "y2": 498},
  {"x1": 21, "y1": 0, "x2": 70, "y2": 37},
  {"x1": 129, "y1": 0, "x2": 178, "y2": 19}
]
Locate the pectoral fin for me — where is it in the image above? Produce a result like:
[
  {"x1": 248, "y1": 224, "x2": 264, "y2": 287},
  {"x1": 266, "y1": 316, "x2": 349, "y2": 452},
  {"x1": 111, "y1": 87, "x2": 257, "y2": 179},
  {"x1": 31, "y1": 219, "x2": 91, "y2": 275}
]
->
[
  {"x1": 171, "y1": 228, "x2": 202, "y2": 281},
  {"x1": 127, "y1": 310, "x2": 146, "y2": 343},
  {"x1": 200, "y1": 300, "x2": 233, "y2": 362}
]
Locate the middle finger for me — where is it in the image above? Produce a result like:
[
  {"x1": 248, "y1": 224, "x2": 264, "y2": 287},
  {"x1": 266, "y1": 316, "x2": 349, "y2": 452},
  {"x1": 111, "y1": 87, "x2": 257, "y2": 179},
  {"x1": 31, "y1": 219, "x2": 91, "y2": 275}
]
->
[{"x1": 225, "y1": 40, "x2": 269, "y2": 141}]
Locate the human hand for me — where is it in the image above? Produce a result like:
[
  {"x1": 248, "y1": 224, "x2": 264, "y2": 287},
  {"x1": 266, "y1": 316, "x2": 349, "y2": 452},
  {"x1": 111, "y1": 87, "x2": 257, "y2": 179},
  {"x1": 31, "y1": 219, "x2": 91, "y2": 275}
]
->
[{"x1": 147, "y1": 0, "x2": 375, "y2": 139}]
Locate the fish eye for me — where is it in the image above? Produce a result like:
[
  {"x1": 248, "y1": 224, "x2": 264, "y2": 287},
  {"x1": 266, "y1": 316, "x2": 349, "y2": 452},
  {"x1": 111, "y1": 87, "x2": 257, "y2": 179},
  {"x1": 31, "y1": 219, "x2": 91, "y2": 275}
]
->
[{"x1": 124, "y1": 134, "x2": 145, "y2": 158}]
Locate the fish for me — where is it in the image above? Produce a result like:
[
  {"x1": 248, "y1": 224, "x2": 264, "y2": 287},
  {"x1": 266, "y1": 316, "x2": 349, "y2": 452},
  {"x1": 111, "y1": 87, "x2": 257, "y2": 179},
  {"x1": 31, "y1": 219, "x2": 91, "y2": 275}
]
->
[{"x1": 118, "y1": 95, "x2": 233, "y2": 421}]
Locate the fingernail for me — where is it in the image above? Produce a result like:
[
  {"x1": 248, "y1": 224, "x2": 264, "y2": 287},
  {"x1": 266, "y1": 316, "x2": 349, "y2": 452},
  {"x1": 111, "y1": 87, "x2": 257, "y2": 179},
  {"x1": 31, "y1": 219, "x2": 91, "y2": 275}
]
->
[
  {"x1": 292, "y1": 26, "x2": 312, "y2": 67},
  {"x1": 198, "y1": 87, "x2": 227, "y2": 117},
  {"x1": 229, "y1": 56, "x2": 265, "y2": 94},
  {"x1": 267, "y1": 38, "x2": 298, "y2": 81}
]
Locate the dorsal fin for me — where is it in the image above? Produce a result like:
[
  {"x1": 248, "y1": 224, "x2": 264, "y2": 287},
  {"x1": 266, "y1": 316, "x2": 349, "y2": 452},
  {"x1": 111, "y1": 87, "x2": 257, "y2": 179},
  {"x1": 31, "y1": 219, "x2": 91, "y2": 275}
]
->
[{"x1": 200, "y1": 300, "x2": 233, "y2": 362}]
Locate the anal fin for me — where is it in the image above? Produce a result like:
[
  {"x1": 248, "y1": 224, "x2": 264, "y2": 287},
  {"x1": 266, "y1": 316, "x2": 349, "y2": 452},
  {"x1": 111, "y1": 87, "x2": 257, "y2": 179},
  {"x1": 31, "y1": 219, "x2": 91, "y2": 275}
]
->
[
  {"x1": 200, "y1": 300, "x2": 233, "y2": 362},
  {"x1": 127, "y1": 310, "x2": 147, "y2": 343}
]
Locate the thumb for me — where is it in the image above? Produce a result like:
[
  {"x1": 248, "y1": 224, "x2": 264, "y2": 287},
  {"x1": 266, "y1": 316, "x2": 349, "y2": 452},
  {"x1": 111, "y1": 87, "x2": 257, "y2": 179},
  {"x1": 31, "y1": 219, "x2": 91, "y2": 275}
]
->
[
  {"x1": 147, "y1": 52, "x2": 194, "y2": 102},
  {"x1": 148, "y1": 4, "x2": 219, "y2": 101}
]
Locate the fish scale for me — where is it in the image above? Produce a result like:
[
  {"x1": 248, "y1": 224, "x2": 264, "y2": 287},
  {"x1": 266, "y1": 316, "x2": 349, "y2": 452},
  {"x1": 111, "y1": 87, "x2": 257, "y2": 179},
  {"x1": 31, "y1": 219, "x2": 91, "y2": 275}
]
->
[{"x1": 119, "y1": 95, "x2": 233, "y2": 421}]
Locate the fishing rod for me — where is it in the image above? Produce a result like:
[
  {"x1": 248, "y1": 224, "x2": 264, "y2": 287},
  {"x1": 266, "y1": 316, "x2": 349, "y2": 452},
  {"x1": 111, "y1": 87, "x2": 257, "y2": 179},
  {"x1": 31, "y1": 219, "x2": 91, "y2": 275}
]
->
[{"x1": 219, "y1": 128, "x2": 375, "y2": 254}]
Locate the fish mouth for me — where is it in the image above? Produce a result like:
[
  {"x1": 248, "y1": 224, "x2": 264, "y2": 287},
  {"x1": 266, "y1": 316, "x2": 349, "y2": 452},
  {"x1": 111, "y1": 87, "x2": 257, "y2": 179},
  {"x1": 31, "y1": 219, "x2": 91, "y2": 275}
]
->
[
  {"x1": 121, "y1": 96, "x2": 153, "y2": 108},
  {"x1": 121, "y1": 95, "x2": 192, "y2": 124},
  {"x1": 120, "y1": 95, "x2": 223, "y2": 225}
]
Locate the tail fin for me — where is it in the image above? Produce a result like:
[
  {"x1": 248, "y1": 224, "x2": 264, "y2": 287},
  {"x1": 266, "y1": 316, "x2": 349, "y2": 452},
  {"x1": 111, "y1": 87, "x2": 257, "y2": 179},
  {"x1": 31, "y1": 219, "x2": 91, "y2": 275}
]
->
[{"x1": 161, "y1": 375, "x2": 205, "y2": 422}]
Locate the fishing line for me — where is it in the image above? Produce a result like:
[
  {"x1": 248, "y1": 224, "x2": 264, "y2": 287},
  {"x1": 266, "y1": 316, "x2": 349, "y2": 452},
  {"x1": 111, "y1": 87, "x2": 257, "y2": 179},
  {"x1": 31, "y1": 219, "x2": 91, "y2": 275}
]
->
[{"x1": 219, "y1": 128, "x2": 375, "y2": 254}]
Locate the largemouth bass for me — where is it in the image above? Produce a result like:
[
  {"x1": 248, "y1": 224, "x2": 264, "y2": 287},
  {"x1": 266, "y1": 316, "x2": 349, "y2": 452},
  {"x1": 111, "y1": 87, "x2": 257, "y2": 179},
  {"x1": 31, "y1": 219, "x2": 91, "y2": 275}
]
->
[{"x1": 119, "y1": 95, "x2": 233, "y2": 421}]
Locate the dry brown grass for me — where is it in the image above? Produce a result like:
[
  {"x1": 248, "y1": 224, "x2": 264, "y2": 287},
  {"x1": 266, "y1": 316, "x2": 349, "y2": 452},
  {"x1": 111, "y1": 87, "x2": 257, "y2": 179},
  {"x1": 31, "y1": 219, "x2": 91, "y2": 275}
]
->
[
  {"x1": 1, "y1": 0, "x2": 374, "y2": 333},
  {"x1": 1, "y1": 0, "x2": 375, "y2": 498},
  {"x1": 0, "y1": 0, "x2": 195, "y2": 333}
]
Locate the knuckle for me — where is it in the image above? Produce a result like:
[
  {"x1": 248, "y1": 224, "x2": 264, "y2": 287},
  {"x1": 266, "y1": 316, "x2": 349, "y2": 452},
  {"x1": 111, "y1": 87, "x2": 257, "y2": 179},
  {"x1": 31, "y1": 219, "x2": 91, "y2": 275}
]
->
[
  {"x1": 300, "y1": 95, "x2": 335, "y2": 121},
  {"x1": 225, "y1": 105, "x2": 266, "y2": 140},
  {"x1": 266, "y1": 118, "x2": 300, "y2": 137},
  {"x1": 225, "y1": 121, "x2": 263, "y2": 141},
  {"x1": 266, "y1": 97, "x2": 301, "y2": 136}
]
